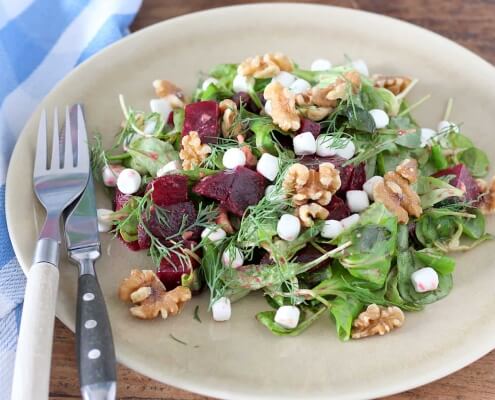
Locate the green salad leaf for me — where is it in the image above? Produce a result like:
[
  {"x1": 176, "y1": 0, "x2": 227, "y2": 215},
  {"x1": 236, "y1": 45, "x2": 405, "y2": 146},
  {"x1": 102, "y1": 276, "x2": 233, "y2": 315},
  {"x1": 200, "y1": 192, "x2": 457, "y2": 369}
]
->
[
  {"x1": 127, "y1": 137, "x2": 178, "y2": 177},
  {"x1": 332, "y1": 203, "x2": 398, "y2": 287},
  {"x1": 459, "y1": 147, "x2": 489, "y2": 178},
  {"x1": 416, "y1": 176, "x2": 464, "y2": 209},
  {"x1": 329, "y1": 296, "x2": 363, "y2": 341}
]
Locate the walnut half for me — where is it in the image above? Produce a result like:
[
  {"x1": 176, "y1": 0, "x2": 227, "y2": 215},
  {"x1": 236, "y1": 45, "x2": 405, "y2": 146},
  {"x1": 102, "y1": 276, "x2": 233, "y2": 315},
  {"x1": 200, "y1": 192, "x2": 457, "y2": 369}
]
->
[
  {"x1": 477, "y1": 176, "x2": 495, "y2": 214},
  {"x1": 283, "y1": 162, "x2": 341, "y2": 206},
  {"x1": 119, "y1": 269, "x2": 191, "y2": 320},
  {"x1": 351, "y1": 304, "x2": 405, "y2": 339},
  {"x1": 263, "y1": 81, "x2": 300, "y2": 131},
  {"x1": 179, "y1": 131, "x2": 212, "y2": 170},
  {"x1": 238, "y1": 52, "x2": 293, "y2": 78},
  {"x1": 297, "y1": 203, "x2": 329, "y2": 227},
  {"x1": 373, "y1": 159, "x2": 422, "y2": 224}
]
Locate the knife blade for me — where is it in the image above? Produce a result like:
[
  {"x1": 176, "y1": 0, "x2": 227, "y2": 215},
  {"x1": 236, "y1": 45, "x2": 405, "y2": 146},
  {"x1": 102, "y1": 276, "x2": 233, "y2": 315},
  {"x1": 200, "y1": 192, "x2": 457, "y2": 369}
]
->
[{"x1": 64, "y1": 140, "x2": 117, "y2": 399}]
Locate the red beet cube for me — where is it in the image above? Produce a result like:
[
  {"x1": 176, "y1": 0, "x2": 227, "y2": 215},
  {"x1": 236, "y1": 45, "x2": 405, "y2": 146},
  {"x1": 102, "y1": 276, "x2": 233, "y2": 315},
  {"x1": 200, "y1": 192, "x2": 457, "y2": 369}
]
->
[
  {"x1": 348, "y1": 162, "x2": 366, "y2": 191},
  {"x1": 182, "y1": 101, "x2": 220, "y2": 144},
  {"x1": 144, "y1": 201, "x2": 200, "y2": 241},
  {"x1": 146, "y1": 174, "x2": 188, "y2": 207},
  {"x1": 433, "y1": 164, "x2": 481, "y2": 202},
  {"x1": 193, "y1": 167, "x2": 267, "y2": 216},
  {"x1": 222, "y1": 167, "x2": 267, "y2": 216},
  {"x1": 193, "y1": 170, "x2": 236, "y2": 202},
  {"x1": 137, "y1": 223, "x2": 151, "y2": 250},
  {"x1": 324, "y1": 196, "x2": 351, "y2": 221},
  {"x1": 113, "y1": 188, "x2": 132, "y2": 211},
  {"x1": 157, "y1": 241, "x2": 200, "y2": 290},
  {"x1": 118, "y1": 233, "x2": 141, "y2": 251},
  {"x1": 297, "y1": 118, "x2": 321, "y2": 138},
  {"x1": 295, "y1": 243, "x2": 334, "y2": 271}
]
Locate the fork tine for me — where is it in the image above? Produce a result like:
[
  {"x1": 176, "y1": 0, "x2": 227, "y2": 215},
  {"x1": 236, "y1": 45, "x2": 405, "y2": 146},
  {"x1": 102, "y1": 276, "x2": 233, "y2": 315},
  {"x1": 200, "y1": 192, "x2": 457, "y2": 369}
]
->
[
  {"x1": 34, "y1": 110, "x2": 47, "y2": 173},
  {"x1": 76, "y1": 104, "x2": 89, "y2": 171},
  {"x1": 64, "y1": 106, "x2": 73, "y2": 168},
  {"x1": 50, "y1": 108, "x2": 60, "y2": 169}
]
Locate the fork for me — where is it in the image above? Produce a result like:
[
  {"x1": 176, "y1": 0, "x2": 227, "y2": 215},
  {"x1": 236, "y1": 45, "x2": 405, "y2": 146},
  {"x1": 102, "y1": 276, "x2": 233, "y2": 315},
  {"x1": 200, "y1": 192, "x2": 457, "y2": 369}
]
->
[{"x1": 11, "y1": 105, "x2": 90, "y2": 400}]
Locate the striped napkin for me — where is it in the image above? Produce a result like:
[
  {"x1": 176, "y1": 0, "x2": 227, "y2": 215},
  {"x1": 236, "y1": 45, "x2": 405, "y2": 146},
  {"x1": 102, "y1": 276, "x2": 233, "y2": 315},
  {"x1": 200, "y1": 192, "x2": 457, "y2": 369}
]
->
[{"x1": 0, "y1": 0, "x2": 142, "y2": 397}]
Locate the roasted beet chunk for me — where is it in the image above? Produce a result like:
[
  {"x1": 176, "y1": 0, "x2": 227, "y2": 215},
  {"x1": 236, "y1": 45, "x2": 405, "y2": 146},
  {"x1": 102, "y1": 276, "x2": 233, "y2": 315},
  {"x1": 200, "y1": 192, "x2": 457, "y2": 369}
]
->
[
  {"x1": 113, "y1": 188, "x2": 132, "y2": 211},
  {"x1": 223, "y1": 167, "x2": 267, "y2": 216},
  {"x1": 295, "y1": 244, "x2": 334, "y2": 271},
  {"x1": 137, "y1": 223, "x2": 151, "y2": 250},
  {"x1": 193, "y1": 167, "x2": 267, "y2": 216},
  {"x1": 157, "y1": 240, "x2": 200, "y2": 290},
  {"x1": 297, "y1": 118, "x2": 321, "y2": 138},
  {"x1": 118, "y1": 234, "x2": 141, "y2": 251},
  {"x1": 193, "y1": 170, "x2": 236, "y2": 202},
  {"x1": 182, "y1": 101, "x2": 220, "y2": 144},
  {"x1": 348, "y1": 162, "x2": 366, "y2": 191},
  {"x1": 146, "y1": 174, "x2": 188, "y2": 207},
  {"x1": 144, "y1": 201, "x2": 200, "y2": 241},
  {"x1": 433, "y1": 164, "x2": 481, "y2": 202},
  {"x1": 324, "y1": 196, "x2": 351, "y2": 220},
  {"x1": 231, "y1": 92, "x2": 260, "y2": 113}
]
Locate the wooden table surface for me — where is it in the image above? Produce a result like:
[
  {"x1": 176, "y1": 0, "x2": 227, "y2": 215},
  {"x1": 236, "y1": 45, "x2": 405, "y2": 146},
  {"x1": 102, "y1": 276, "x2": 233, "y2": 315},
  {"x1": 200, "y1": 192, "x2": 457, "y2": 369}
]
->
[{"x1": 49, "y1": 1, "x2": 495, "y2": 399}]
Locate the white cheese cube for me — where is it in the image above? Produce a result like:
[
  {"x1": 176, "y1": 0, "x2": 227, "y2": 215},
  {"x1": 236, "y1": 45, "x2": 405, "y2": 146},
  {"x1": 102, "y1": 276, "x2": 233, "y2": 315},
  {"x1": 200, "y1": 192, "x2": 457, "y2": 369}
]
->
[
  {"x1": 437, "y1": 120, "x2": 459, "y2": 134},
  {"x1": 221, "y1": 247, "x2": 244, "y2": 269},
  {"x1": 102, "y1": 165, "x2": 124, "y2": 187},
  {"x1": 150, "y1": 98, "x2": 172, "y2": 122},
  {"x1": 411, "y1": 267, "x2": 439, "y2": 293},
  {"x1": 157, "y1": 160, "x2": 181, "y2": 177},
  {"x1": 289, "y1": 78, "x2": 311, "y2": 94},
  {"x1": 212, "y1": 297, "x2": 231, "y2": 322},
  {"x1": 310, "y1": 58, "x2": 332, "y2": 71},
  {"x1": 316, "y1": 134, "x2": 338, "y2": 157},
  {"x1": 233, "y1": 74, "x2": 254, "y2": 93},
  {"x1": 223, "y1": 148, "x2": 246, "y2": 169},
  {"x1": 420, "y1": 128, "x2": 437, "y2": 147},
  {"x1": 363, "y1": 176, "x2": 384, "y2": 200},
  {"x1": 335, "y1": 140, "x2": 356, "y2": 160},
  {"x1": 321, "y1": 219, "x2": 344, "y2": 239},
  {"x1": 201, "y1": 226, "x2": 227, "y2": 244},
  {"x1": 274, "y1": 306, "x2": 300, "y2": 329},
  {"x1": 97, "y1": 209, "x2": 114, "y2": 233},
  {"x1": 341, "y1": 214, "x2": 360, "y2": 230},
  {"x1": 369, "y1": 109, "x2": 390, "y2": 129},
  {"x1": 293, "y1": 131, "x2": 317, "y2": 155},
  {"x1": 351, "y1": 59, "x2": 369, "y2": 76},
  {"x1": 346, "y1": 190, "x2": 370, "y2": 213},
  {"x1": 257, "y1": 153, "x2": 279, "y2": 181},
  {"x1": 277, "y1": 214, "x2": 301, "y2": 241},
  {"x1": 117, "y1": 168, "x2": 141, "y2": 195},
  {"x1": 272, "y1": 71, "x2": 296, "y2": 88}
]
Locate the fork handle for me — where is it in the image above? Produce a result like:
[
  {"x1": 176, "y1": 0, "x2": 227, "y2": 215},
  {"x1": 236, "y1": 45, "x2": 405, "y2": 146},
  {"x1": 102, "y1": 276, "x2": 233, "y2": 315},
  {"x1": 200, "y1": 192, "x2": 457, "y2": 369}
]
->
[
  {"x1": 77, "y1": 270, "x2": 116, "y2": 400},
  {"x1": 11, "y1": 262, "x2": 59, "y2": 400}
]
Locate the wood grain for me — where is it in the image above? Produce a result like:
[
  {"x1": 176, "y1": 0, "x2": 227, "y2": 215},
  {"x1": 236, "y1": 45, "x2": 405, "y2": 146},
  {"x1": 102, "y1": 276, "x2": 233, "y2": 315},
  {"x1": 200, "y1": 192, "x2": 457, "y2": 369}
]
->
[{"x1": 50, "y1": 1, "x2": 495, "y2": 398}]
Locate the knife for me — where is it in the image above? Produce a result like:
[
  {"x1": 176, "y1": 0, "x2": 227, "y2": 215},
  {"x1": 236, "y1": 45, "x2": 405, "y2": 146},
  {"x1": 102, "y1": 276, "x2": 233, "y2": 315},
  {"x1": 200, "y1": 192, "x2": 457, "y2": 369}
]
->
[{"x1": 65, "y1": 172, "x2": 117, "y2": 400}]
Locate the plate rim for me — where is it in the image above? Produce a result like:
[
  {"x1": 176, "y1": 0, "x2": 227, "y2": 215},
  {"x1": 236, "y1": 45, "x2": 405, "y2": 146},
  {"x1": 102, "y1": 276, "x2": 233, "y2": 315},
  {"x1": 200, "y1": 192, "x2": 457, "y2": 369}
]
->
[{"x1": 6, "y1": 3, "x2": 495, "y2": 399}]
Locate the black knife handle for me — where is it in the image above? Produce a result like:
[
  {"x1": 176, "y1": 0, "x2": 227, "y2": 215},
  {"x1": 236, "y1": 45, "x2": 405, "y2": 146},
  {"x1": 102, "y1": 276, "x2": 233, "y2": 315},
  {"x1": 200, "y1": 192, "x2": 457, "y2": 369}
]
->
[{"x1": 76, "y1": 272, "x2": 117, "y2": 399}]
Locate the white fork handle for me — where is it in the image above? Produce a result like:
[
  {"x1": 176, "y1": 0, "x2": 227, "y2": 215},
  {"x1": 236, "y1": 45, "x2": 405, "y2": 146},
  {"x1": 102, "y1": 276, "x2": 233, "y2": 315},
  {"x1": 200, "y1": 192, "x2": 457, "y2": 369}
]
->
[{"x1": 11, "y1": 262, "x2": 59, "y2": 400}]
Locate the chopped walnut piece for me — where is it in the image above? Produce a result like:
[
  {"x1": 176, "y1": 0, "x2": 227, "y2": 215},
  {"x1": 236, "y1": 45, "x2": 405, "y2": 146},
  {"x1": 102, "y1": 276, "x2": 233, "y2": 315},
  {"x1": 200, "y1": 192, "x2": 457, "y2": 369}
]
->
[
  {"x1": 298, "y1": 106, "x2": 333, "y2": 122},
  {"x1": 351, "y1": 304, "x2": 405, "y2": 339},
  {"x1": 372, "y1": 75, "x2": 412, "y2": 95},
  {"x1": 119, "y1": 269, "x2": 192, "y2": 320},
  {"x1": 396, "y1": 158, "x2": 419, "y2": 184},
  {"x1": 216, "y1": 208, "x2": 234, "y2": 234},
  {"x1": 478, "y1": 176, "x2": 495, "y2": 214},
  {"x1": 283, "y1": 162, "x2": 341, "y2": 206},
  {"x1": 238, "y1": 52, "x2": 293, "y2": 78},
  {"x1": 264, "y1": 81, "x2": 300, "y2": 131},
  {"x1": 373, "y1": 169, "x2": 422, "y2": 224},
  {"x1": 297, "y1": 203, "x2": 329, "y2": 227},
  {"x1": 324, "y1": 70, "x2": 362, "y2": 101},
  {"x1": 152, "y1": 79, "x2": 185, "y2": 108},
  {"x1": 179, "y1": 131, "x2": 212, "y2": 170},
  {"x1": 219, "y1": 99, "x2": 242, "y2": 138}
]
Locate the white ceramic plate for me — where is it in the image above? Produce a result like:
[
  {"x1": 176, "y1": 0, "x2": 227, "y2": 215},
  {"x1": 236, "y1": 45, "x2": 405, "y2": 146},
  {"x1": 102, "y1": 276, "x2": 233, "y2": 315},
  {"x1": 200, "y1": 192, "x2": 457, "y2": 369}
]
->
[{"x1": 6, "y1": 4, "x2": 495, "y2": 399}]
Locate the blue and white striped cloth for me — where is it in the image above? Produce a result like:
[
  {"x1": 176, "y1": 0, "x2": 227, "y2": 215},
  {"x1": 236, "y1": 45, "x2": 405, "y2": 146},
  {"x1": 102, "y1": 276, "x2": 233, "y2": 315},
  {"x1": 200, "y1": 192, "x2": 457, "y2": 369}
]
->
[{"x1": 0, "y1": 1, "x2": 142, "y2": 397}]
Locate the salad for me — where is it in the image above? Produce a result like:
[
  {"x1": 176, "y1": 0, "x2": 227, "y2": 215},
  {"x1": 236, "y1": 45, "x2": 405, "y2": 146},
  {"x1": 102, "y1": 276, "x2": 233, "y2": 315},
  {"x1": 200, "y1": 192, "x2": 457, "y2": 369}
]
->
[{"x1": 93, "y1": 53, "x2": 494, "y2": 340}]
